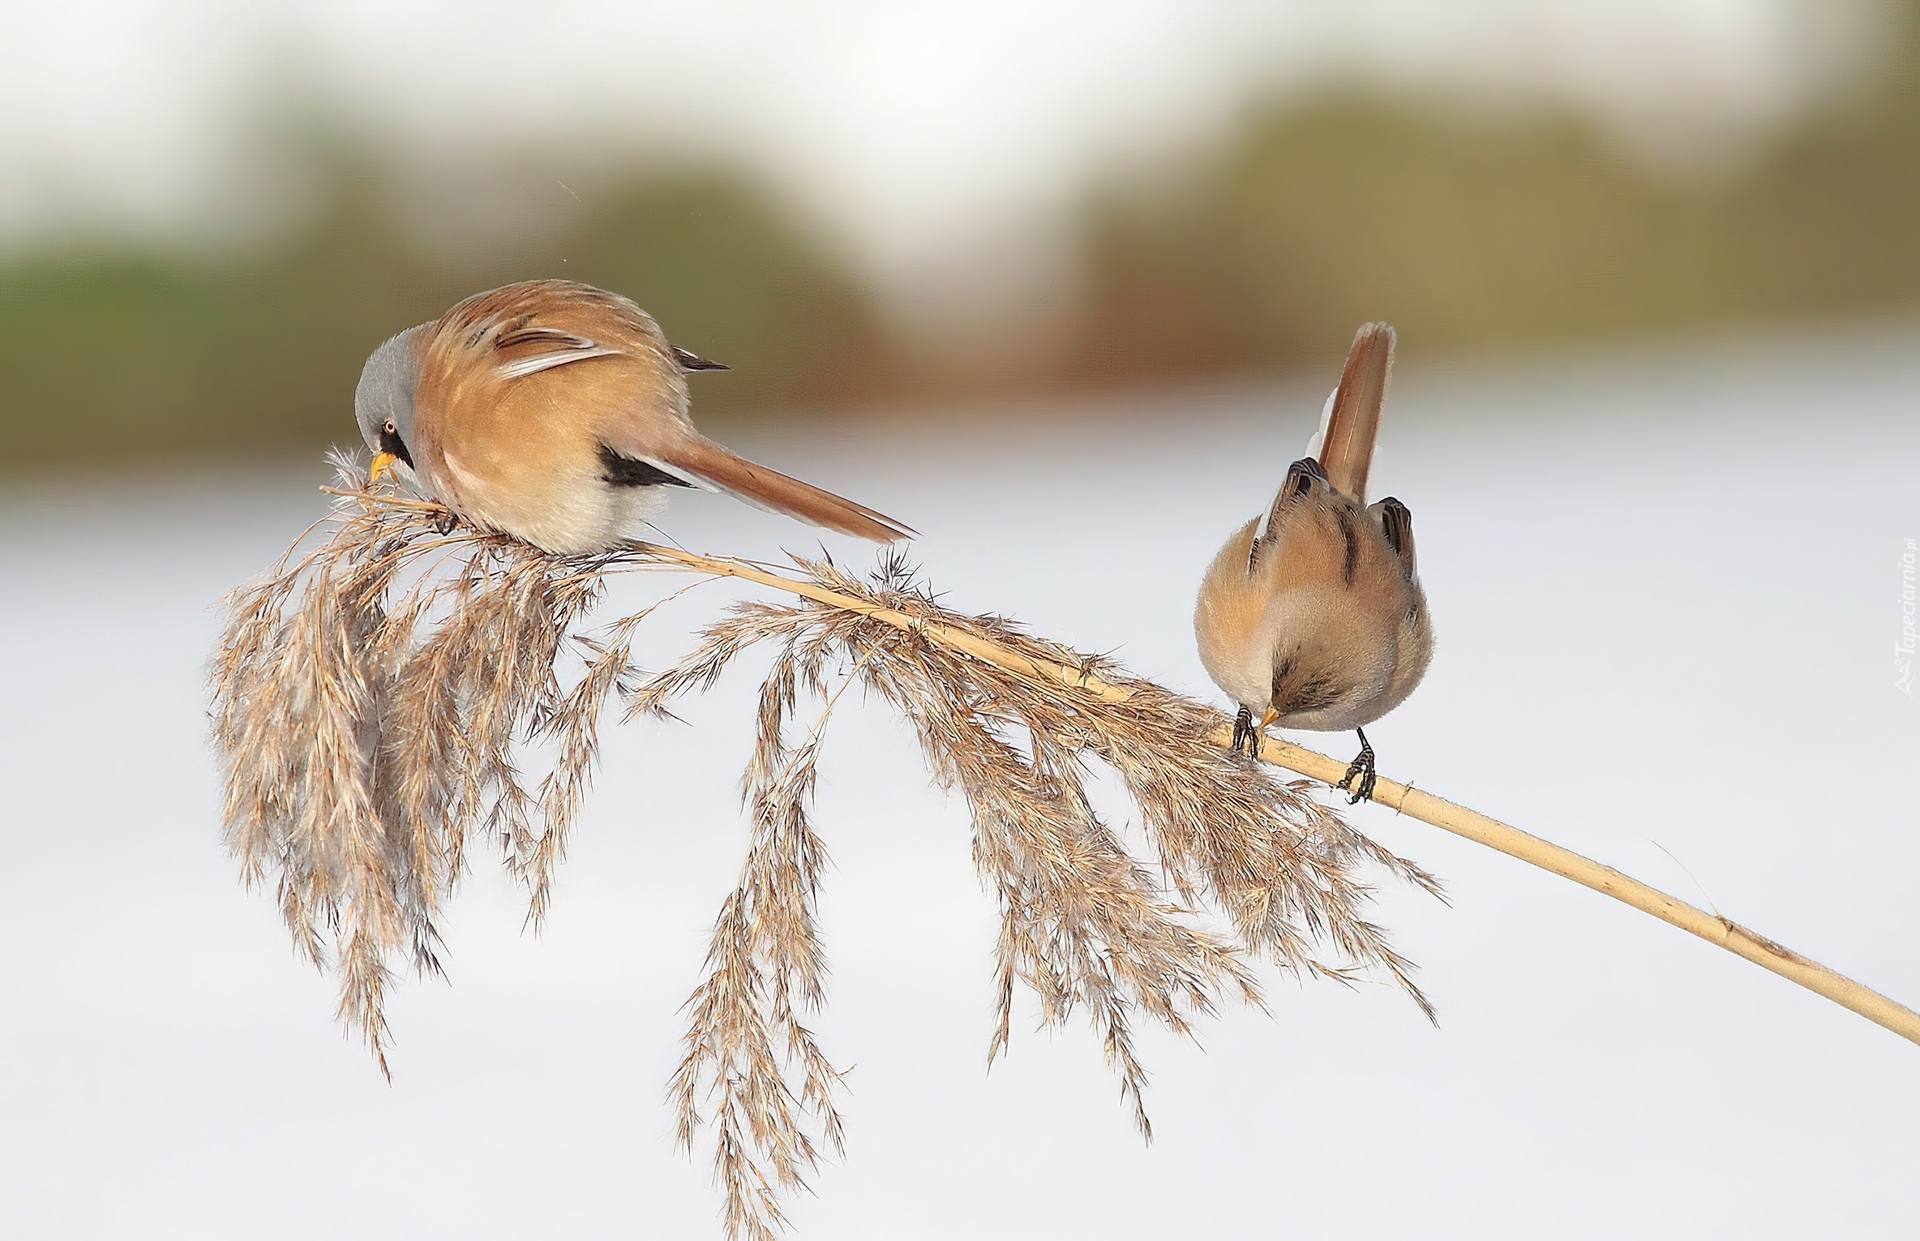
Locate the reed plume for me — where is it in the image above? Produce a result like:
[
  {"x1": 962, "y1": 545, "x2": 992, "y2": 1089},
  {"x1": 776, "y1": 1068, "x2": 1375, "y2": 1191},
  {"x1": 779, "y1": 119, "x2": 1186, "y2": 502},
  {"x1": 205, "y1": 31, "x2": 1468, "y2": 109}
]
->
[
  {"x1": 214, "y1": 460, "x2": 1920, "y2": 1241},
  {"x1": 209, "y1": 459, "x2": 1437, "y2": 1239}
]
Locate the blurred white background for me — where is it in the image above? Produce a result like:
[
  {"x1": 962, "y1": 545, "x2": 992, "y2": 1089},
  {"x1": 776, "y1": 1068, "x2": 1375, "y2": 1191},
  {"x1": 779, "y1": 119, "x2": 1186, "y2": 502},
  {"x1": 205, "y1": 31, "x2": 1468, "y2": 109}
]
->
[
  {"x1": 0, "y1": 1, "x2": 1881, "y2": 298},
  {"x1": 2, "y1": 331, "x2": 1916, "y2": 1237},
  {"x1": 2, "y1": 0, "x2": 1917, "y2": 1236}
]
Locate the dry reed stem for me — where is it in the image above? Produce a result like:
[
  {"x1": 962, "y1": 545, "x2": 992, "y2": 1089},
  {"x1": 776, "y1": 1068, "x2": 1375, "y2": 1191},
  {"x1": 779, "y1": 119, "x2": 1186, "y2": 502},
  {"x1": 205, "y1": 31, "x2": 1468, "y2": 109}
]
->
[
  {"x1": 214, "y1": 458, "x2": 642, "y2": 1071},
  {"x1": 622, "y1": 541, "x2": 1920, "y2": 1050},
  {"x1": 1248, "y1": 737, "x2": 1920, "y2": 1045},
  {"x1": 215, "y1": 472, "x2": 1441, "y2": 1241},
  {"x1": 620, "y1": 544, "x2": 1437, "y2": 1238},
  {"x1": 213, "y1": 474, "x2": 1917, "y2": 1241}
]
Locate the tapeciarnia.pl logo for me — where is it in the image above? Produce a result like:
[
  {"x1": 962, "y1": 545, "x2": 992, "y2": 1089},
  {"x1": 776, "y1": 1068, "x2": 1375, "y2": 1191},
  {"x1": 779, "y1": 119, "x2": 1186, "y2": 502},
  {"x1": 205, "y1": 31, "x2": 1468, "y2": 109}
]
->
[{"x1": 1898, "y1": 538, "x2": 1916, "y2": 697}]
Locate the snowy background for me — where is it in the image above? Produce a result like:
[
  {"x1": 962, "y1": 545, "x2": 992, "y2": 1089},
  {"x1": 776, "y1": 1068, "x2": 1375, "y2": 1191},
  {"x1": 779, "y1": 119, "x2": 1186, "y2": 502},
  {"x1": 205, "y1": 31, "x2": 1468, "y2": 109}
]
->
[{"x1": 3, "y1": 326, "x2": 1915, "y2": 1237}]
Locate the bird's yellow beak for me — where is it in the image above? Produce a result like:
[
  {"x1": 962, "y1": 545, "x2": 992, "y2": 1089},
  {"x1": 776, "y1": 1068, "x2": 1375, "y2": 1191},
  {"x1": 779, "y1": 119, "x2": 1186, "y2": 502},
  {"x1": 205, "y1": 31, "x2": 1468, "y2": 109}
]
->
[
  {"x1": 1259, "y1": 706, "x2": 1278, "y2": 730},
  {"x1": 368, "y1": 452, "x2": 399, "y2": 485}
]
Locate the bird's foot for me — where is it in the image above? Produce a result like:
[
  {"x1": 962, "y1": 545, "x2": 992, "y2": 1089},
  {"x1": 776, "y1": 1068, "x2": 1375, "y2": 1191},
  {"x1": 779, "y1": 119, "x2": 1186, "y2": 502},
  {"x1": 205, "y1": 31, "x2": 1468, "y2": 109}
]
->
[
  {"x1": 432, "y1": 508, "x2": 459, "y2": 535},
  {"x1": 1335, "y1": 728, "x2": 1377, "y2": 804},
  {"x1": 1230, "y1": 705, "x2": 1255, "y2": 758}
]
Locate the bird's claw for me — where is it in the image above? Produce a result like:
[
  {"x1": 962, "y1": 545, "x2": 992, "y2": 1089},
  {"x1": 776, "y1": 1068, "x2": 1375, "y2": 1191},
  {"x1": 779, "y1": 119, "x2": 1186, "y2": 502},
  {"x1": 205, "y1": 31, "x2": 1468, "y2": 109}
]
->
[
  {"x1": 1230, "y1": 705, "x2": 1256, "y2": 759},
  {"x1": 1335, "y1": 731, "x2": 1377, "y2": 804}
]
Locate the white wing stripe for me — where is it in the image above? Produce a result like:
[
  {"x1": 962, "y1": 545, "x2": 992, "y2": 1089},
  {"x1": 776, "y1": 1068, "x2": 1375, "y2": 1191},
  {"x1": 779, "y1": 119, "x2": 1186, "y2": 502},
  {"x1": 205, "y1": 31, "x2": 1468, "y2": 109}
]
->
[
  {"x1": 637, "y1": 456, "x2": 721, "y2": 493},
  {"x1": 495, "y1": 347, "x2": 622, "y2": 381}
]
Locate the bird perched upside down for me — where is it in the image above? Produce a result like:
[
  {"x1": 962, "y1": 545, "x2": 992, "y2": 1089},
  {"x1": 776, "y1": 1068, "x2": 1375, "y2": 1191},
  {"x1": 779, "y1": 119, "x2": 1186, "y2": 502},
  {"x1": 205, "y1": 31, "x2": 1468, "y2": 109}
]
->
[
  {"x1": 352, "y1": 279, "x2": 914, "y2": 554},
  {"x1": 1193, "y1": 323, "x2": 1432, "y2": 802}
]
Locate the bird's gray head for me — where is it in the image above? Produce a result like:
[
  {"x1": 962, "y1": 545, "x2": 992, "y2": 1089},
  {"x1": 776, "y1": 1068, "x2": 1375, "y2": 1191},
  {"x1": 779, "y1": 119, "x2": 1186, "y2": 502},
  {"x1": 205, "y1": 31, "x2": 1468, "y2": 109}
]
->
[{"x1": 353, "y1": 325, "x2": 425, "y2": 475}]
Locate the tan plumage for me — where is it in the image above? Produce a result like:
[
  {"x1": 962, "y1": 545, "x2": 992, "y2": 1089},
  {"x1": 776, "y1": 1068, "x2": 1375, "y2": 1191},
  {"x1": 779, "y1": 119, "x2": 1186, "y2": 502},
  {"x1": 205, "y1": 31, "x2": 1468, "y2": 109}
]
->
[
  {"x1": 353, "y1": 280, "x2": 913, "y2": 554},
  {"x1": 1193, "y1": 323, "x2": 1431, "y2": 800}
]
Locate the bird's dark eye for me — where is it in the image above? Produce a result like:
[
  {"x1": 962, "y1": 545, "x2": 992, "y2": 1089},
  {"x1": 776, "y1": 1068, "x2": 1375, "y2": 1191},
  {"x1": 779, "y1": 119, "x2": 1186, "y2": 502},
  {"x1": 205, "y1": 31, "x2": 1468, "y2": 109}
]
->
[{"x1": 376, "y1": 419, "x2": 415, "y2": 469}]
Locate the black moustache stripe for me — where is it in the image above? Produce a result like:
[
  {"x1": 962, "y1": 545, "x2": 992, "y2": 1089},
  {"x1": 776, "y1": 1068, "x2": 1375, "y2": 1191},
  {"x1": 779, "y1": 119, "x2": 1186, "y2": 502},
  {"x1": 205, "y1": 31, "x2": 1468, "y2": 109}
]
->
[{"x1": 378, "y1": 426, "x2": 415, "y2": 469}]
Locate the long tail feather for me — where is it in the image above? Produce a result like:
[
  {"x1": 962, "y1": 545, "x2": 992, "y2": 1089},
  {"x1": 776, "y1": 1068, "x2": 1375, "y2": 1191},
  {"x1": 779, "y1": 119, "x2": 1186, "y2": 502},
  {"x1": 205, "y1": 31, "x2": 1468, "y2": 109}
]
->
[
  {"x1": 1317, "y1": 323, "x2": 1394, "y2": 503},
  {"x1": 655, "y1": 436, "x2": 916, "y2": 543}
]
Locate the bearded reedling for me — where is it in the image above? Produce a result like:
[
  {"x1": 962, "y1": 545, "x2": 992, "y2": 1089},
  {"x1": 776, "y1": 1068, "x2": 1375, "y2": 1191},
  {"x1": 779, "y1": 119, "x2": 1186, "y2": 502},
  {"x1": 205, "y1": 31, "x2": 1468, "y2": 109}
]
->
[
  {"x1": 353, "y1": 279, "x2": 913, "y2": 555},
  {"x1": 1194, "y1": 323, "x2": 1431, "y2": 802}
]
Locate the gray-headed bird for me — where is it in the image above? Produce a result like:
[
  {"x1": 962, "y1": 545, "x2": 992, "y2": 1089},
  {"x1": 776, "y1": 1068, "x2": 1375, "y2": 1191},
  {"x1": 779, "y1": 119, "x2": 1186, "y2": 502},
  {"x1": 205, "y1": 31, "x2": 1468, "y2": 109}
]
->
[
  {"x1": 1193, "y1": 323, "x2": 1432, "y2": 802},
  {"x1": 352, "y1": 279, "x2": 913, "y2": 555}
]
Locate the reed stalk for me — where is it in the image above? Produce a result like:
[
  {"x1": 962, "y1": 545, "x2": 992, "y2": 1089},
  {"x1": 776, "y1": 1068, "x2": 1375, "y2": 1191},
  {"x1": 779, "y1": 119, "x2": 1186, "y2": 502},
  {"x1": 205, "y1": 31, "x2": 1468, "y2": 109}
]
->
[
  {"x1": 212, "y1": 474, "x2": 1917, "y2": 1241},
  {"x1": 624, "y1": 538, "x2": 1920, "y2": 1048}
]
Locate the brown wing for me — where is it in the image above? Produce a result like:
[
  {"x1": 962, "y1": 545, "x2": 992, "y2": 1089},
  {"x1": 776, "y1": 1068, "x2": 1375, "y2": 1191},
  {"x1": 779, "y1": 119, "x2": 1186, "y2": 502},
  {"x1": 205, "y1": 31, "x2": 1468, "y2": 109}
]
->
[
  {"x1": 1370, "y1": 495, "x2": 1417, "y2": 578},
  {"x1": 434, "y1": 279, "x2": 682, "y2": 386},
  {"x1": 423, "y1": 279, "x2": 914, "y2": 543}
]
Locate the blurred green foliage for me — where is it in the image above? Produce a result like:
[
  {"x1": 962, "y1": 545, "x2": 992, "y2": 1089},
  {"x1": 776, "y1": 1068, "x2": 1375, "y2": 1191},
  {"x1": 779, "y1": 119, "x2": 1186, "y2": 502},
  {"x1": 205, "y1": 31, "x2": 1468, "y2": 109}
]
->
[
  {"x1": 1065, "y1": 8, "x2": 1920, "y2": 379},
  {"x1": 1, "y1": 5, "x2": 1916, "y2": 469},
  {"x1": 0, "y1": 162, "x2": 896, "y2": 468}
]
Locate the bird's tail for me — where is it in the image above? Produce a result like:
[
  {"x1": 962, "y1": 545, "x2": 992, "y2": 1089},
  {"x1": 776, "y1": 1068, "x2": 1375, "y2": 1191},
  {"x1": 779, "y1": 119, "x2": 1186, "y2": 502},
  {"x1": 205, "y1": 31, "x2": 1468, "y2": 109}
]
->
[
  {"x1": 661, "y1": 434, "x2": 916, "y2": 543},
  {"x1": 1315, "y1": 323, "x2": 1394, "y2": 503}
]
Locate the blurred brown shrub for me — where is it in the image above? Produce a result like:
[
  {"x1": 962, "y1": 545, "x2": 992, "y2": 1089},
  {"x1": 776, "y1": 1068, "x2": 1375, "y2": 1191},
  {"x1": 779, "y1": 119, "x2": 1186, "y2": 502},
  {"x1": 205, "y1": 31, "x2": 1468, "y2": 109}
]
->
[
  {"x1": 1064, "y1": 9, "x2": 1920, "y2": 381},
  {"x1": 2, "y1": 4, "x2": 1916, "y2": 470},
  {"x1": 0, "y1": 159, "x2": 900, "y2": 469}
]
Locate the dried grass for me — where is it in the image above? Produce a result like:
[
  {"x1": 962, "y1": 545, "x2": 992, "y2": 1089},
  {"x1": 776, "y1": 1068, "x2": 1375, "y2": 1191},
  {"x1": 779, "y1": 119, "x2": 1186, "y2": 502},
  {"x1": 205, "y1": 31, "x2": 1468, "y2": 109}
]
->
[{"x1": 210, "y1": 459, "x2": 1439, "y2": 1240}]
